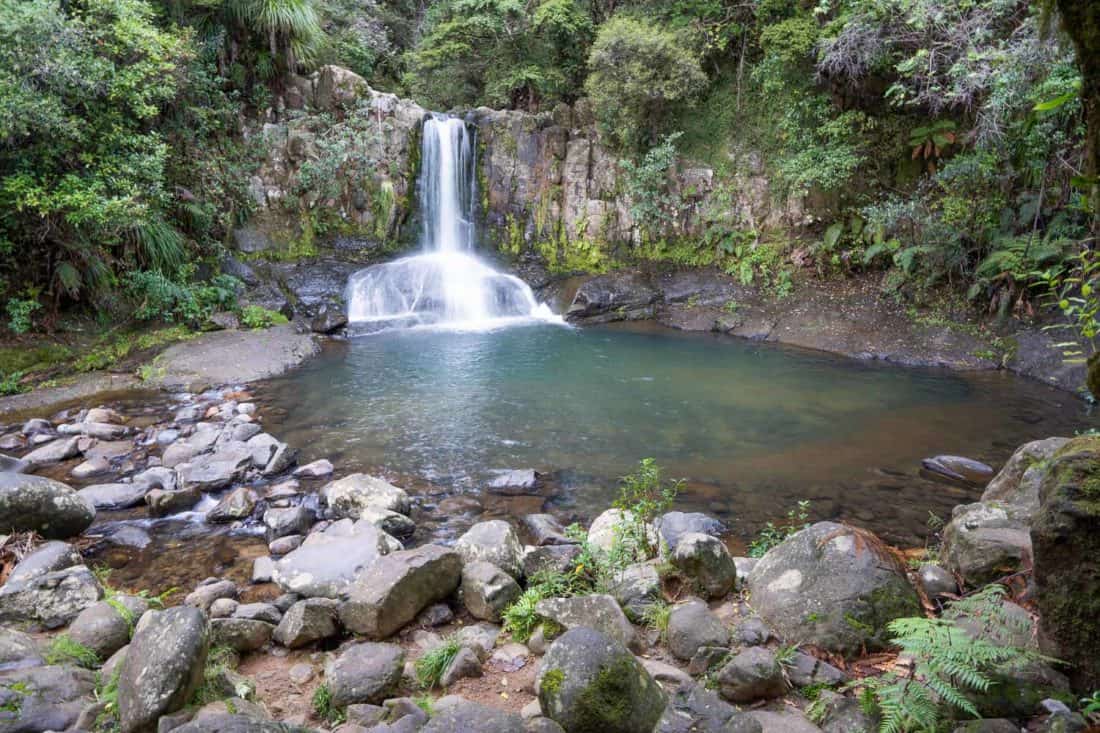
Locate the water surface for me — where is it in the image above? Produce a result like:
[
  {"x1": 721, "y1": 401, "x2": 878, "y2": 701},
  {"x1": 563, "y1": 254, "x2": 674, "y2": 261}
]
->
[{"x1": 260, "y1": 323, "x2": 1090, "y2": 546}]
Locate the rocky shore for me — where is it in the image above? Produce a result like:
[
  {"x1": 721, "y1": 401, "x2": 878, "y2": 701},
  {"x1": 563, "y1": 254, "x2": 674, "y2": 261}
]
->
[{"x1": 0, "y1": 381, "x2": 1097, "y2": 733}]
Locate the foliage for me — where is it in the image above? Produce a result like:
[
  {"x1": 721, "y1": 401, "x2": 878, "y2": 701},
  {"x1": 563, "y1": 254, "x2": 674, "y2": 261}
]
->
[
  {"x1": 1032, "y1": 246, "x2": 1100, "y2": 362},
  {"x1": 44, "y1": 635, "x2": 100, "y2": 669},
  {"x1": 748, "y1": 500, "x2": 810, "y2": 558},
  {"x1": 502, "y1": 567, "x2": 582, "y2": 642},
  {"x1": 852, "y1": 585, "x2": 1056, "y2": 733},
  {"x1": 610, "y1": 458, "x2": 682, "y2": 565},
  {"x1": 125, "y1": 271, "x2": 240, "y2": 326},
  {"x1": 585, "y1": 15, "x2": 706, "y2": 152},
  {"x1": 240, "y1": 305, "x2": 289, "y2": 329},
  {"x1": 0, "y1": 370, "x2": 24, "y2": 396},
  {"x1": 640, "y1": 599, "x2": 672, "y2": 641},
  {"x1": 6, "y1": 298, "x2": 41, "y2": 335},
  {"x1": 415, "y1": 637, "x2": 461, "y2": 689},
  {"x1": 620, "y1": 134, "x2": 684, "y2": 235}
]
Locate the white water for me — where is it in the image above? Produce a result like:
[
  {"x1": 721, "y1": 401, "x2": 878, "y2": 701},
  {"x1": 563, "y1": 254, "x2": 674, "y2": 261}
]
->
[{"x1": 346, "y1": 115, "x2": 560, "y2": 331}]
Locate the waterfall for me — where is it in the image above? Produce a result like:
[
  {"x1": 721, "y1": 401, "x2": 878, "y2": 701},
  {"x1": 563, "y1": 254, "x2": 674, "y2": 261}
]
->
[{"x1": 345, "y1": 114, "x2": 560, "y2": 332}]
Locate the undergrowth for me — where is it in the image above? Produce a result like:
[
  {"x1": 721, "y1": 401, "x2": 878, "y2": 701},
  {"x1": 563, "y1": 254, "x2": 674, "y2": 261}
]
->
[{"x1": 415, "y1": 638, "x2": 460, "y2": 689}]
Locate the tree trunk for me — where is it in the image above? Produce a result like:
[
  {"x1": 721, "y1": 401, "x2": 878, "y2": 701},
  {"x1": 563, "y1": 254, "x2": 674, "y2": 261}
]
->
[{"x1": 1056, "y1": 0, "x2": 1100, "y2": 233}]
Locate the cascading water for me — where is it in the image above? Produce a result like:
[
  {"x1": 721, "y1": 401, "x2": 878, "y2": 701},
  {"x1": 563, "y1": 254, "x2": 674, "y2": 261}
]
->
[{"x1": 346, "y1": 114, "x2": 560, "y2": 331}]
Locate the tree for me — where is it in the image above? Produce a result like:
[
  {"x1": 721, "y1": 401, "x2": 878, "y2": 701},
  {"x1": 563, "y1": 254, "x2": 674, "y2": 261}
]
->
[
  {"x1": 584, "y1": 14, "x2": 706, "y2": 151},
  {"x1": 1054, "y1": 0, "x2": 1100, "y2": 231}
]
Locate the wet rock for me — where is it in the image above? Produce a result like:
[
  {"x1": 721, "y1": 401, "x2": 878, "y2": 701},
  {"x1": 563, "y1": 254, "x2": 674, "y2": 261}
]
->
[
  {"x1": 22, "y1": 436, "x2": 82, "y2": 467},
  {"x1": 79, "y1": 482, "x2": 149, "y2": 510},
  {"x1": 340, "y1": 545, "x2": 462, "y2": 638},
  {"x1": 455, "y1": 520, "x2": 524, "y2": 579},
  {"x1": 670, "y1": 532, "x2": 737, "y2": 599},
  {"x1": 325, "y1": 642, "x2": 404, "y2": 706},
  {"x1": 942, "y1": 502, "x2": 1031, "y2": 588},
  {"x1": 0, "y1": 564, "x2": 103, "y2": 629},
  {"x1": 263, "y1": 506, "x2": 314, "y2": 541},
  {"x1": 521, "y1": 514, "x2": 573, "y2": 546},
  {"x1": 461, "y1": 561, "x2": 522, "y2": 621},
  {"x1": 0, "y1": 664, "x2": 97, "y2": 733},
  {"x1": 59, "y1": 421, "x2": 129, "y2": 441},
  {"x1": 657, "y1": 512, "x2": 725, "y2": 551},
  {"x1": 69, "y1": 595, "x2": 149, "y2": 659},
  {"x1": 262, "y1": 442, "x2": 297, "y2": 476},
  {"x1": 0, "y1": 627, "x2": 43, "y2": 669},
  {"x1": 118, "y1": 606, "x2": 208, "y2": 733},
  {"x1": 522, "y1": 544, "x2": 582, "y2": 577},
  {"x1": 440, "y1": 646, "x2": 483, "y2": 687},
  {"x1": 272, "y1": 519, "x2": 394, "y2": 598},
  {"x1": 0, "y1": 473, "x2": 95, "y2": 538},
  {"x1": 294, "y1": 459, "x2": 333, "y2": 479},
  {"x1": 207, "y1": 487, "x2": 259, "y2": 524},
  {"x1": 2, "y1": 540, "x2": 82, "y2": 591},
  {"x1": 920, "y1": 455, "x2": 995, "y2": 487},
  {"x1": 538, "y1": 627, "x2": 665, "y2": 733},
  {"x1": 310, "y1": 304, "x2": 348, "y2": 334},
  {"x1": 917, "y1": 564, "x2": 957, "y2": 600},
  {"x1": 1031, "y1": 436, "x2": 1100, "y2": 690},
  {"x1": 71, "y1": 455, "x2": 111, "y2": 480},
  {"x1": 488, "y1": 469, "x2": 540, "y2": 495},
  {"x1": 273, "y1": 598, "x2": 340, "y2": 648},
  {"x1": 716, "y1": 647, "x2": 786, "y2": 703},
  {"x1": 608, "y1": 562, "x2": 660, "y2": 622},
  {"x1": 208, "y1": 618, "x2": 274, "y2": 653},
  {"x1": 668, "y1": 599, "x2": 729, "y2": 662},
  {"x1": 421, "y1": 699, "x2": 524, "y2": 733},
  {"x1": 565, "y1": 270, "x2": 659, "y2": 322},
  {"x1": 535, "y1": 594, "x2": 639, "y2": 652},
  {"x1": 178, "y1": 444, "x2": 253, "y2": 492},
  {"x1": 324, "y1": 473, "x2": 411, "y2": 518},
  {"x1": 746, "y1": 522, "x2": 920, "y2": 657},
  {"x1": 184, "y1": 579, "x2": 238, "y2": 612},
  {"x1": 146, "y1": 486, "x2": 202, "y2": 517}
]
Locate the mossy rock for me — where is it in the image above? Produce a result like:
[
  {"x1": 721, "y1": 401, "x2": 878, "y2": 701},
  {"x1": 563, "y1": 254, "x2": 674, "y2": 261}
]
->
[{"x1": 1032, "y1": 437, "x2": 1100, "y2": 691}]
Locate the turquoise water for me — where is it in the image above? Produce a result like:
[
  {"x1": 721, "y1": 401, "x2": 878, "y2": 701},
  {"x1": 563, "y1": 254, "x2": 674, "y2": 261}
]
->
[{"x1": 261, "y1": 323, "x2": 1089, "y2": 546}]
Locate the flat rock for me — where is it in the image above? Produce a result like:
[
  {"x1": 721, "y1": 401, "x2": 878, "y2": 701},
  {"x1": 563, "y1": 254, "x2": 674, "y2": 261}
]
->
[
  {"x1": 79, "y1": 482, "x2": 148, "y2": 510},
  {"x1": 324, "y1": 473, "x2": 411, "y2": 518},
  {"x1": 272, "y1": 519, "x2": 394, "y2": 598}
]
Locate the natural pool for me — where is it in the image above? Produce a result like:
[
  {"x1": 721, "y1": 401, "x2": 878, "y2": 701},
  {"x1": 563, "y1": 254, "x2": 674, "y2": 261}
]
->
[{"x1": 258, "y1": 321, "x2": 1091, "y2": 547}]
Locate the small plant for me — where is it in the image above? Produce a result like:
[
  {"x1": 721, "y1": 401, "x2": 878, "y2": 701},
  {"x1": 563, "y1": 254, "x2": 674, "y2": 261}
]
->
[
  {"x1": 640, "y1": 600, "x2": 672, "y2": 642},
  {"x1": 0, "y1": 370, "x2": 25, "y2": 396},
  {"x1": 311, "y1": 682, "x2": 346, "y2": 725},
  {"x1": 611, "y1": 458, "x2": 682, "y2": 565},
  {"x1": 748, "y1": 500, "x2": 810, "y2": 558},
  {"x1": 44, "y1": 635, "x2": 100, "y2": 669},
  {"x1": 239, "y1": 305, "x2": 289, "y2": 329},
  {"x1": 415, "y1": 638, "x2": 461, "y2": 689},
  {"x1": 414, "y1": 695, "x2": 435, "y2": 716},
  {"x1": 1081, "y1": 690, "x2": 1100, "y2": 721},
  {"x1": 94, "y1": 657, "x2": 124, "y2": 728},
  {"x1": 6, "y1": 296, "x2": 41, "y2": 334}
]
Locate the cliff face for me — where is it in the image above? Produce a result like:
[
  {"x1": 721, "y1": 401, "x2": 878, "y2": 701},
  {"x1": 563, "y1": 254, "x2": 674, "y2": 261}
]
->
[{"x1": 242, "y1": 65, "x2": 809, "y2": 264}]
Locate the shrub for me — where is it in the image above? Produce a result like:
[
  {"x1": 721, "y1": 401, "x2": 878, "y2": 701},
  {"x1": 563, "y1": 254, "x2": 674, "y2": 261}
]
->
[
  {"x1": 415, "y1": 638, "x2": 460, "y2": 689},
  {"x1": 584, "y1": 15, "x2": 706, "y2": 152},
  {"x1": 748, "y1": 500, "x2": 810, "y2": 558},
  {"x1": 6, "y1": 298, "x2": 40, "y2": 335},
  {"x1": 44, "y1": 635, "x2": 100, "y2": 669},
  {"x1": 311, "y1": 683, "x2": 346, "y2": 725},
  {"x1": 240, "y1": 305, "x2": 289, "y2": 329}
]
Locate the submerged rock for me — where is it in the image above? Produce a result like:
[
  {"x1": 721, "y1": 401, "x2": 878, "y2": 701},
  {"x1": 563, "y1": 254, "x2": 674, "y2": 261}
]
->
[
  {"x1": 920, "y1": 455, "x2": 994, "y2": 487},
  {"x1": 0, "y1": 473, "x2": 95, "y2": 539}
]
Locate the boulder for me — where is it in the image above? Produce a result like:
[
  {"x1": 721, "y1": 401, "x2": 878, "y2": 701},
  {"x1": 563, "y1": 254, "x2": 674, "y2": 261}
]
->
[
  {"x1": 233, "y1": 602, "x2": 281, "y2": 624},
  {"x1": 0, "y1": 564, "x2": 103, "y2": 629},
  {"x1": 670, "y1": 532, "x2": 737, "y2": 599},
  {"x1": 784, "y1": 651, "x2": 846, "y2": 688},
  {"x1": 71, "y1": 455, "x2": 111, "y2": 480},
  {"x1": 206, "y1": 487, "x2": 259, "y2": 523},
  {"x1": 184, "y1": 579, "x2": 238, "y2": 612},
  {"x1": 738, "y1": 710, "x2": 824, "y2": 733},
  {"x1": 746, "y1": 522, "x2": 920, "y2": 657},
  {"x1": 1031, "y1": 435, "x2": 1100, "y2": 690},
  {"x1": 538, "y1": 627, "x2": 665, "y2": 733},
  {"x1": 78, "y1": 482, "x2": 148, "y2": 510},
  {"x1": 21, "y1": 436, "x2": 82, "y2": 467},
  {"x1": 523, "y1": 544, "x2": 583, "y2": 577},
  {"x1": 117, "y1": 606, "x2": 208, "y2": 733},
  {"x1": 587, "y1": 508, "x2": 657, "y2": 554},
  {"x1": 355, "y1": 504, "x2": 416, "y2": 539},
  {"x1": 420, "y1": 699, "x2": 524, "y2": 733},
  {"x1": 455, "y1": 520, "x2": 524, "y2": 579},
  {"x1": 667, "y1": 599, "x2": 729, "y2": 662},
  {"x1": 324, "y1": 473, "x2": 411, "y2": 519},
  {"x1": 917, "y1": 564, "x2": 957, "y2": 600},
  {"x1": 0, "y1": 473, "x2": 95, "y2": 538},
  {"x1": 340, "y1": 545, "x2": 462, "y2": 638},
  {"x1": 657, "y1": 684, "x2": 739, "y2": 733},
  {"x1": 461, "y1": 561, "x2": 522, "y2": 621},
  {"x1": 0, "y1": 665, "x2": 97, "y2": 733},
  {"x1": 607, "y1": 562, "x2": 661, "y2": 622},
  {"x1": 565, "y1": 271, "x2": 660, "y2": 322},
  {"x1": 534, "y1": 594, "x2": 639, "y2": 652},
  {"x1": 488, "y1": 469, "x2": 541, "y2": 495},
  {"x1": 920, "y1": 456, "x2": 995, "y2": 487},
  {"x1": 315, "y1": 65, "x2": 369, "y2": 111},
  {"x1": 210, "y1": 598, "x2": 239, "y2": 618},
  {"x1": 245, "y1": 433, "x2": 281, "y2": 469},
  {"x1": 2, "y1": 540, "x2": 81, "y2": 591},
  {"x1": 982, "y1": 437, "x2": 1070, "y2": 514},
  {"x1": 208, "y1": 618, "x2": 274, "y2": 653},
  {"x1": 68, "y1": 596, "x2": 149, "y2": 659},
  {"x1": 294, "y1": 459, "x2": 334, "y2": 479},
  {"x1": 716, "y1": 647, "x2": 787, "y2": 703},
  {"x1": 177, "y1": 444, "x2": 253, "y2": 492},
  {"x1": 455, "y1": 622, "x2": 501, "y2": 661},
  {"x1": 0, "y1": 627, "x2": 42, "y2": 669},
  {"x1": 522, "y1": 514, "x2": 573, "y2": 546},
  {"x1": 941, "y1": 502, "x2": 1031, "y2": 588},
  {"x1": 263, "y1": 506, "x2": 313, "y2": 541},
  {"x1": 273, "y1": 598, "x2": 340, "y2": 648},
  {"x1": 325, "y1": 642, "x2": 404, "y2": 706},
  {"x1": 440, "y1": 646, "x2": 483, "y2": 688},
  {"x1": 146, "y1": 486, "x2": 202, "y2": 517},
  {"x1": 262, "y1": 442, "x2": 297, "y2": 476},
  {"x1": 657, "y1": 512, "x2": 725, "y2": 551},
  {"x1": 272, "y1": 519, "x2": 395, "y2": 598}
]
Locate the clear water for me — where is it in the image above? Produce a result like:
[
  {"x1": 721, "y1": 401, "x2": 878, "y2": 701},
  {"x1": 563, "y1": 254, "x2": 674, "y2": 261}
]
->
[
  {"x1": 345, "y1": 115, "x2": 558, "y2": 330},
  {"x1": 259, "y1": 322, "x2": 1091, "y2": 547}
]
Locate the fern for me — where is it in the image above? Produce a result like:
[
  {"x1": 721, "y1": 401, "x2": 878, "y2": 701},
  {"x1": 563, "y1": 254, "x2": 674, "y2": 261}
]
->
[{"x1": 852, "y1": 585, "x2": 1055, "y2": 733}]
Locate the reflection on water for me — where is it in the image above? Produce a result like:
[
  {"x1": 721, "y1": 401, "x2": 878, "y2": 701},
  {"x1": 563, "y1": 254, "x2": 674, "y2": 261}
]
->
[{"x1": 259, "y1": 323, "x2": 1090, "y2": 545}]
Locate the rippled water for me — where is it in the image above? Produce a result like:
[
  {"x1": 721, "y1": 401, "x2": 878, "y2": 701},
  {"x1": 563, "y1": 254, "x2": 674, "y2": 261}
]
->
[{"x1": 259, "y1": 322, "x2": 1092, "y2": 546}]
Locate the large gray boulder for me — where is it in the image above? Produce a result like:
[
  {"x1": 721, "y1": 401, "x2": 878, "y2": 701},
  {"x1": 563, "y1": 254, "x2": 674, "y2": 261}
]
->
[
  {"x1": 177, "y1": 443, "x2": 253, "y2": 492},
  {"x1": 324, "y1": 642, "x2": 404, "y2": 706},
  {"x1": 323, "y1": 473, "x2": 411, "y2": 518},
  {"x1": 421, "y1": 699, "x2": 524, "y2": 732},
  {"x1": 68, "y1": 595, "x2": 149, "y2": 659},
  {"x1": 746, "y1": 522, "x2": 920, "y2": 657},
  {"x1": 0, "y1": 664, "x2": 97, "y2": 733},
  {"x1": 982, "y1": 437, "x2": 1069, "y2": 513},
  {"x1": 670, "y1": 532, "x2": 737, "y2": 599},
  {"x1": 461, "y1": 561, "x2": 521, "y2": 622},
  {"x1": 272, "y1": 519, "x2": 395, "y2": 598},
  {"x1": 607, "y1": 562, "x2": 660, "y2": 622},
  {"x1": 667, "y1": 599, "x2": 729, "y2": 662},
  {"x1": 0, "y1": 564, "x2": 103, "y2": 629},
  {"x1": 78, "y1": 482, "x2": 149, "y2": 510},
  {"x1": 118, "y1": 606, "x2": 208, "y2": 733},
  {"x1": 657, "y1": 511, "x2": 725, "y2": 551},
  {"x1": 455, "y1": 520, "x2": 524, "y2": 579},
  {"x1": 941, "y1": 502, "x2": 1031, "y2": 588},
  {"x1": 339, "y1": 544, "x2": 462, "y2": 638},
  {"x1": 0, "y1": 473, "x2": 95, "y2": 538},
  {"x1": 0, "y1": 627, "x2": 43, "y2": 669},
  {"x1": 272, "y1": 598, "x2": 340, "y2": 648},
  {"x1": 537, "y1": 627, "x2": 666, "y2": 733},
  {"x1": 716, "y1": 647, "x2": 787, "y2": 703},
  {"x1": 535, "y1": 594, "x2": 639, "y2": 653}
]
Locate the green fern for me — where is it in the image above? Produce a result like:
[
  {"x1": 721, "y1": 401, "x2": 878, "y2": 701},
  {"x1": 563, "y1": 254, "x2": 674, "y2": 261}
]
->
[{"x1": 853, "y1": 585, "x2": 1056, "y2": 733}]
